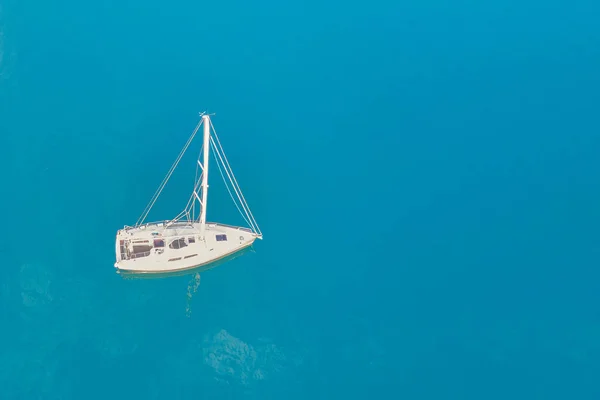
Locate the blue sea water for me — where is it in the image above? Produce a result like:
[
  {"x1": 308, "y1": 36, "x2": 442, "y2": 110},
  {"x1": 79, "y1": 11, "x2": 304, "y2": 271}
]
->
[{"x1": 1, "y1": 0, "x2": 600, "y2": 398}]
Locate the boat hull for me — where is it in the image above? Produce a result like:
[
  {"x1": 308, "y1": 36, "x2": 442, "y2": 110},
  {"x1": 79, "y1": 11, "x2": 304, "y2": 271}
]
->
[
  {"x1": 117, "y1": 245, "x2": 254, "y2": 279},
  {"x1": 114, "y1": 221, "x2": 259, "y2": 274}
]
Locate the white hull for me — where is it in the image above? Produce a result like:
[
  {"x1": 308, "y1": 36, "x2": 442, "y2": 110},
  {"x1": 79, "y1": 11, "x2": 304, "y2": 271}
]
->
[{"x1": 115, "y1": 221, "x2": 259, "y2": 274}]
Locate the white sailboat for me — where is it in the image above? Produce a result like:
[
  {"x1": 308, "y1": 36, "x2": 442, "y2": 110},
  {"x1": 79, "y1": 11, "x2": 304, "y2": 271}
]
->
[{"x1": 114, "y1": 113, "x2": 263, "y2": 274}]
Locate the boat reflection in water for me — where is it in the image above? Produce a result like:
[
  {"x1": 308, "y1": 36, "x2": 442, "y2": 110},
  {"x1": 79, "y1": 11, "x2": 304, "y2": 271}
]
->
[{"x1": 117, "y1": 246, "x2": 255, "y2": 316}]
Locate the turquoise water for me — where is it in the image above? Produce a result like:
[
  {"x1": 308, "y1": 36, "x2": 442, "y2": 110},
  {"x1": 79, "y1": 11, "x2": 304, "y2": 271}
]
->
[{"x1": 2, "y1": 0, "x2": 600, "y2": 398}]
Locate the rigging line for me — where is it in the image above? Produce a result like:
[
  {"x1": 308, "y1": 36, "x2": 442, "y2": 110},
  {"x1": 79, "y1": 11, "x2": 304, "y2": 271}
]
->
[
  {"x1": 137, "y1": 120, "x2": 202, "y2": 225},
  {"x1": 193, "y1": 174, "x2": 204, "y2": 221},
  {"x1": 192, "y1": 142, "x2": 204, "y2": 221},
  {"x1": 208, "y1": 123, "x2": 257, "y2": 228},
  {"x1": 137, "y1": 133, "x2": 193, "y2": 225},
  {"x1": 209, "y1": 137, "x2": 259, "y2": 236},
  {"x1": 173, "y1": 203, "x2": 195, "y2": 222},
  {"x1": 138, "y1": 119, "x2": 203, "y2": 225},
  {"x1": 214, "y1": 143, "x2": 261, "y2": 235},
  {"x1": 181, "y1": 171, "x2": 204, "y2": 219},
  {"x1": 207, "y1": 135, "x2": 250, "y2": 225},
  {"x1": 179, "y1": 163, "x2": 206, "y2": 224},
  {"x1": 172, "y1": 210, "x2": 187, "y2": 223},
  {"x1": 209, "y1": 121, "x2": 262, "y2": 235},
  {"x1": 210, "y1": 141, "x2": 253, "y2": 230},
  {"x1": 181, "y1": 147, "x2": 204, "y2": 220},
  {"x1": 209, "y1": 121, "x2": 261, "y2": 234},
  {"x1": 136, "y1": 119, "x2": 203, "y2": 226},
  {"x1": 208, "y1": 135, "x2": 256, "y2": 231}
]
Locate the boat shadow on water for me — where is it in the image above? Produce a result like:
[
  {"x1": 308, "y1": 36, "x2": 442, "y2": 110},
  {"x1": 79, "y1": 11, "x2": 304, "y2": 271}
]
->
[{"x1": 116, "y1": 245, "x2": 255, "y2": 281}]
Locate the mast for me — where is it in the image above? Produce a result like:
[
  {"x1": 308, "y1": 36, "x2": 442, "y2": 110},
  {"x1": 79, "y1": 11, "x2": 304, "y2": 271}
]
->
[{"x1": 199, "y1": 115, "x2": 211, "y2": 238}]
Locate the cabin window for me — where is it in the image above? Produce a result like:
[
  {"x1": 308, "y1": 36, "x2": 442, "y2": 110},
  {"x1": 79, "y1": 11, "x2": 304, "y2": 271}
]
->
[
  {"x1": 188, "y1": 236, "x2": 195, "y2": 243},
  {"x1": 132, "y1": 244, "x2": 152, "y2": 258},
  {"x1": 216, "y1": 234, "x2": 227, "y2": 242},
  {"x1": 169, "y1": 238, "x2": 187, "y2": 249},
  {"x1": 132, "y1": 244, "x2": 152, "y2": 254},
  {"x1": 153, "y1": 239, "x2": 165, "y2": 247}
]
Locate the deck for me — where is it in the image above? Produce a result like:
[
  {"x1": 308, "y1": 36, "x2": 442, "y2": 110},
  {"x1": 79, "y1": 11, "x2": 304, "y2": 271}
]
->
[{"x1": 114, "y1": 221, "x2": 259, "y2": 273}]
